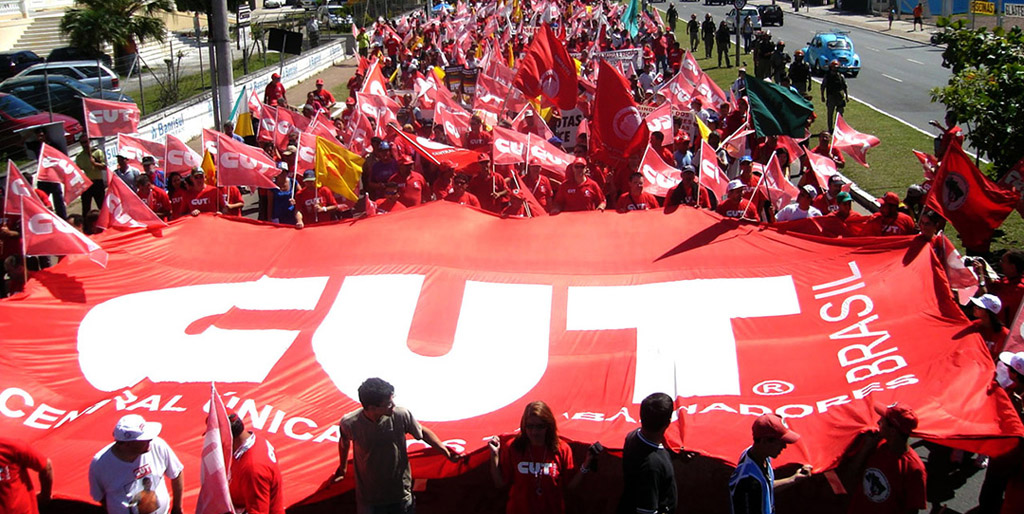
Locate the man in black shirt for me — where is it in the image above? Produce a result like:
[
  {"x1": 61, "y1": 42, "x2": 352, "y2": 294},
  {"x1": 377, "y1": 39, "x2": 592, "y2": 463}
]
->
[
  {"x1": 821, "y1": 60, "x2": 849, "y2": 132},
  {"x1": 687, "y1": 14, "x2": 700, "y2": 52},
  {"x1": 701, "y1": 14, "x2": 716, "y2": 60},
  {"x1": 729, "y1": 414, "x2": 812, "y2": 514},
  {"x1": 618, "y1": 393, "x2": 677, "y2": 514}
]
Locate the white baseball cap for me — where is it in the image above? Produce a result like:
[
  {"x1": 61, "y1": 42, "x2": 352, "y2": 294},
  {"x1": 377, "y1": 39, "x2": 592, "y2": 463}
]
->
[
  {"x1": 1000, "y1": 352, "x2": 1024, "y2": 376},
  {"x1": 727, "y1": 179, "x2": 745, "y2": 192},
  {"x1": 970, "y1": 294, "x2": 1003, "y2": 315},
  {"x1": 113, "y1": 414, "x2": 162, "y2": 442}
]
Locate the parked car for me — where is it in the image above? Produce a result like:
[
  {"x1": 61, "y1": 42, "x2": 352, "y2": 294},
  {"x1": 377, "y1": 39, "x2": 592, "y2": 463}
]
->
[
  {"x1": 47, "y1": 47, "x2": 113, "y2": 68},
  {"x1": 318, "y1": 4, "x2": 347, "y2": 28},
  {"x1": 704, "y1": 0, "x2": 731, "y2": 5},
  {"x1": 0, "y1": 75, "x2": 134, "y2": 126},
  {"x1": 16, "y1": 61, "x2": 121, "y2": 92},
  {"x1": 757, "y1": 4, "x2": 785, "y2": 26},
  {"x1": 0, "y1": 93, "x2": 83, "y2": 158},
  {"x1": 300, "y1": 0, "x2": 317, "y2": 10},
  {"x1": 0, "y1": 51, "x2": 45, "y2": 81},
  {"x1": 263, "y1": 0, "x2": 284, "y2": 8},
  {"x1": 725, "y1": 8, "x2": 762, "y2": 32},
  {"x1": 801, "y1": 30, "x2": 861, "y2": 77}
]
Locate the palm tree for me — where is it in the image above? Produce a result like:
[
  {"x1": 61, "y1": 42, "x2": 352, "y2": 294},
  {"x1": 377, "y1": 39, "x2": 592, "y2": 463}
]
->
[{"x1": 61, "y1": 0, "x2": 174, "y2": 74}]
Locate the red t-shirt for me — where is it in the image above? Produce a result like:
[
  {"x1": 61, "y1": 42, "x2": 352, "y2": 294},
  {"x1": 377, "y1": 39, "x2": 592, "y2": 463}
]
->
[
  {"x1": 665, "y1": 182, "x2": 712, "y2": 209},
  {"x1": 500, "y1": 439, "x2": 575, "y2": 514},
  {"x1": 0, "y1": 436, "x2": 47, "y2": 514},
  {"x1": 295, "y1": 184, "x2": 337, "y2": 225},
  {"x1": 219, "y1": 186, "x2": 244, "y2": 216},
  {"x1": 469, "y1": 171, "x2": 510, "y2": 213},
  {"x1": 137, "y1": 187, "x2": 172, "y2": 217},
  {"x1": 990, "y1": 277, "x2": 1024, "y2": 326},
  {"x1": 443, "y1": 190, "x2": 481, "y2": 208},
  {"x1": 462, "y1": 130, "x2": 494, "y2": 151},
  {"x1": 717, "y1": 197, "x2": 760, "y2": 221},
  {"x1": 387, "y1": 171, "x2": 426, "y2": 207},
  {"x1": 555, "y1": 177, "x2": 605, "y2": 212},
  {"x1": 374, "y1": 197, "x2": 407, "y2": 214},
  {"x1": 185, "y1": 185, "x2": 220, "y2": 214},
  {"x1": 864, "y1": 212, "x2": 917, "y2": 236},
  {"x1": 229, "y1": 435, "x2": 285, "y2": 514},
  {"x1": 616, "y1": 191, "x2": 660, "y2": 212},
  {"x1": 522, "y1": 174, "x2": 553, "y2": 212},
  {"x1": 812, "y1": 192, "x2": 840, "y2": 214},
  {"x1": 169, "y1": 189, "x2": 189, "y2": 219},
  {"x1": 264, "y1": 81, "x2": 286, "y2": 106},
  {"x1": 973, "y1": 319, "x2": 1010, "y2": 360},
  {"x1": 847, "y1": 441, "x2": 927, "y2": 514}
]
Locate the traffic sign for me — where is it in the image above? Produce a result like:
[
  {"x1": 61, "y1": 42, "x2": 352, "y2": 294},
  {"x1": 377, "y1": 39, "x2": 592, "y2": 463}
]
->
[
  {"x1": 970, "y1": 0, "x2": 995, "y2": 15},
  {"x1": 238, "y1": 3, "x2": 251, "y2": 24},
  {"x1": 1006, "y1": 1, "x2": 1024, "y2": 17},
  {"x1": 734, "y1": 0, "x2": 747, "y2": 10}
]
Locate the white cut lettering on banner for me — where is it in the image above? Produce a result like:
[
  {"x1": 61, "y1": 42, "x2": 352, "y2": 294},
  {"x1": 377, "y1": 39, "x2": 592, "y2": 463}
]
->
[
  {"x1": 77, "y1": 276, "x2": 330, "y2": 391},
  {"x1": 312, "y1": 275, "x2": 553, "y2": 422},
  {"x1": 28, "y1": 213, "x2": 78, "y2": 236},
  {"x1": 567, "y1": 276, "x2": 800, "y2": 401},
  {"x1": 41, "y1": 156, "x2": 86, "y2": 186}
]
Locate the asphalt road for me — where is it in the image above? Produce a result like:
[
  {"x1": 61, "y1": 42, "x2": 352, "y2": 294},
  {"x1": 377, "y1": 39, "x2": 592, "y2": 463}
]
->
[{"x1": 670, "y1": 1, "x2": 951, "y2": 135}]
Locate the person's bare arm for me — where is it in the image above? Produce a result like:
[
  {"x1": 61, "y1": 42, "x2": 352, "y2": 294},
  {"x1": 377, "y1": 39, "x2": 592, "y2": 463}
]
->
[
  {"x1": 488, "y1": 437, "x2": 505, "y2": 489},
  {"x1": 38, "y1": 459, "x2": 53, "y2": 506},
  {"x1": 420, "y1": 425, "x2": 458, "y2": 461},
  {"x1": 774, "y1": 464, "x2": 812, "y2": 490},
  {"x1": 334, "y1": 432, "x2": 350, "y2": 481},
  {"x1": 170, "y1": 470, "x2": 184, "y2": 514}
]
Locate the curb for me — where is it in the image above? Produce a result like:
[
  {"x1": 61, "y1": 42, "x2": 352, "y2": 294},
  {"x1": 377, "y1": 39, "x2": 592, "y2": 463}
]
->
[{"x1": 756, "y1": 1, "x2": 942, "y2": 48}]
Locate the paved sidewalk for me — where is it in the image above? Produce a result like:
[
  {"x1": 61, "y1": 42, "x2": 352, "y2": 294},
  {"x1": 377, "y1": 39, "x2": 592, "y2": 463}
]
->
[{"x1": 747, "y1": 0, "x2": 938, "y2": 45}]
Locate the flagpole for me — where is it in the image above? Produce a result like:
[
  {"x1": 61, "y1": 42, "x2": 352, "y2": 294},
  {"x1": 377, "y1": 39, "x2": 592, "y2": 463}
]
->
[
  {"x1": 19, "y1": 194, "x2": 27, "y2": 288},
  {"x1": 520, "y1": 135, "x2": 534, "y2": 217},
  {"x1": 695, "y1": 143, "x2": 702, "y2": 208}
]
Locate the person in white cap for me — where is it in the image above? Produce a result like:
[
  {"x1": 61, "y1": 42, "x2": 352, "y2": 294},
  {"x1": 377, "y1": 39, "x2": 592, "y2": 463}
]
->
[
  {"x1": 970, "y1": 294, "x2": 1009, "y2": 361},
  {"x1": 774, "y1": 185, "x2": 823, "y2": 222},
  {"x1": 88, "y1": 414, "x2": 183, "y2": 514},
  {"x1": 717, "y1": 179, "x2": 760, "y2": 222}
]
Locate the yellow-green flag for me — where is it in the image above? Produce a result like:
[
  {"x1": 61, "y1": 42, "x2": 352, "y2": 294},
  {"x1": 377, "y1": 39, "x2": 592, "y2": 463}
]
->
[
  {"x1": 315, "y1": 136, "x2": 364, "y2": 201},
  {"x1": 201, "y1": 150, "x2": 217, "y2": 186},
  {"x1": 695, "y1": 114, "x2": 712, "y2": 142}
]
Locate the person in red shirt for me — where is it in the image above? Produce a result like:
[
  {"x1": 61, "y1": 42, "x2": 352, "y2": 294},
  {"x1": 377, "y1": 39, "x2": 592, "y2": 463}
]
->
[
  {"x1": 443, "y1": 173, "x2": 481, "y2": 207},
  {"x1": 0, "y1": 436, "x2": 53, "y2": 514},
  {"x1": 462, "y1": 115, "x2": 493, "y2": 151},
  {"x1": 664, "y1": 165, "x2": 713, "y2": 212},
  {"x1": 717, "y1": 180, "x2": 760, "y2": 222},
  {"x1": 219, "y1": 185, "x2": 244, "y2": 216},
  {"x1": 651, "y1": 132, "x2": 675, "y2": 167},
  {"x1": 977, "y1": 250, "x2": 1024, "y2": 326},
  {"x1": 737, "y1": 156, "x2": 772, "y2": 222},
  {"x1": 930, "y1": 111, "x2": 965, "y2": 161},
  {"x1": 469, "y1": 155, "x2": 509, "y2": 213},
  {"x1": 617, "y1": 172, "x2": 661, "y2": 212},
  {"x1": 846, "y1": 403, "x2": 927, "y2": 514},
  {"x1": 309, "y1": 78, "x2": 336, "y2": 112},
  {"x1": 294, "y1": 171, "x2": 342, "y2": 226},
  {"x1": 374, "y1": 183, "x2": 408, "y2": 214},
  {"x1": 805, "y1": 131, "x2": 845, "y2": 169},
  {"x1": 135, "y1": 174, "x2": 172, "y2": 219},
  {"x1": 864, "y1": 192, "x2": 917, "y2": 236},
  {"x1": 185, "y1": 169, "x2": 220, "y2": 216},
  {"x1": 167, "y1": 172, "x2": 190, "y2": 220},
  {"x1": 264, "y1": 73, "x2": 288, "y2": 107},
  {"x1": 825, "y1": 191, "x2": 868, "y2": 235},
  {"x1": 969, "y1": 294, "x2": 1009, "y2": 361},
  {"x1": 552, "y1": 158, "x2": 606, "y2": 214},
  {"x1": 387, "y1": 156, "x2": 427, "y2": 207},
  {"x1": 521, "y1": 162, "x2": 553, "y2": 213},
  {"x1": 227, "y1": 414, "x2": 284, "y2": 514},
  {"x1": 488, "y1": 401, "x2": 596, "y2": 514},
  {"x1": 813, "y1": 174, "x2": 845, "y2": 215}
]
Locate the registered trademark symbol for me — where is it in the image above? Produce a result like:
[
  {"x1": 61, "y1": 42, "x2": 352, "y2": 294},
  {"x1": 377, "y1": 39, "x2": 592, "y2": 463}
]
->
[{"x1": 753, "y1": 380, "x2": 795, "y2": 396}]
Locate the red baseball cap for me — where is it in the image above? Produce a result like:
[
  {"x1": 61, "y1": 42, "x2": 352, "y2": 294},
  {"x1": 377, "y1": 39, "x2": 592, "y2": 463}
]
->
[
  {"x1": 399, "y1": 155, "x2": 415, "y2": 165},
  {"x1": 316, "y1": 78, "x2": 325, "y2": 85},
  {"x1": 874, "y1": 402, "x2": 918, "y2": 435},
  {"x1": 271, "y1": 73, "x2": 280, "y2": 80},
  {"x1": 752, "y1": 414, "x2": 800, "y2": 443},
  {"x1": 880, "y1": 191, "x2": 900, "y2": 205},
  {"x1": 572, "y1": 157, "x2": 587, "y2": 166}
]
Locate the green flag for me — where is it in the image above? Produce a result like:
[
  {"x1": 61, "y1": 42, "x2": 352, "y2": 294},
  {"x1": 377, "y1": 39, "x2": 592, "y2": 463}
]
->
[
  {"x1": 745, "y1": 75, "x2": 815, "y2": 138},
  {"x1": 623, "y1": 0, "x2": 640, "y2": 37}
]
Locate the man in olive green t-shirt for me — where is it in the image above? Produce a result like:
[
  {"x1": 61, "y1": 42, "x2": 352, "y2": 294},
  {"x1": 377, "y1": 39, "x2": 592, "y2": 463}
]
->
[{"x1": 75, "y1": 135, "x2": 107, "y2": 217}]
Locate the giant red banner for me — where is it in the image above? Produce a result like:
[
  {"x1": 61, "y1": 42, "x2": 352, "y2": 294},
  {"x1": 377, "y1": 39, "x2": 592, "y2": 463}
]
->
[{"x1": 1, "y1": 204, "x2": 1021, "y2": 511}]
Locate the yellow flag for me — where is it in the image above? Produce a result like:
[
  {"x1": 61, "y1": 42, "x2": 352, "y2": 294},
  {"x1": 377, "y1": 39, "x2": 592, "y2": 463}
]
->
[
  {"x1": 201, "y1": 150, "x2": 217, "y2": 186},
  {"x1": 433, "y1": 66, "x2": 445, "y2": 82},
  {"x1": 507, "y1": 43, "x2": 515, "y2": 68},
  {"x1": 695, "y1": 114, "x2": 712, "y2": 141},
  {"x1": 234, "y1": 112, "x2": 255, "y2": 138},
  {"x1": 315, "y1": 136, "x2": 364, "y2": 201}
]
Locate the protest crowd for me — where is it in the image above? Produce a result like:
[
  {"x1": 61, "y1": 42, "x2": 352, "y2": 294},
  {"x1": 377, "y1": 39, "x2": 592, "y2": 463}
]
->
[{"x1": 3, "y1": 0, "x2": 1024, "y2": 512}]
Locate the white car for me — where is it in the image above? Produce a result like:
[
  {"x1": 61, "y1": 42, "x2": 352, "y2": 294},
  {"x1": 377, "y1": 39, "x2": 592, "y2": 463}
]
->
[
  {"x1": 16, "y1": 61, "x2": 120, "y2": 92},
  {"x1": 725, "y1": 8, "x2": 762, "y2": 33},
  {"x1": 263, "y1": 0, "x2": 284, "y2": 8},
  {"x1": 300, "y1": 0, "x2": 317, "y2": 10}
]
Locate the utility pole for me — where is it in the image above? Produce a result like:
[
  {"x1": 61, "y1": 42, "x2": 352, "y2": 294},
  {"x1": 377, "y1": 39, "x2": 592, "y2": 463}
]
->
[{"x1": 211, "y1": 0, "x2": 235, "y2": 128}]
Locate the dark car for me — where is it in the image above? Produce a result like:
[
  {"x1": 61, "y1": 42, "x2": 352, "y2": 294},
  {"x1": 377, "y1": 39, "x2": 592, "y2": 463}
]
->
[
  {"x1": 0, "y1": 51, "x2": 45, "y2": 80},
  {"x1": 47, "y1": 47, "x2": 113, "y2": 68},
  {"x1": 0, "y1": 93, "x2": 83, "y2": 159},
  {"x1": 0, "y1": 75, "x2": 133, "y2": 126},
  {"x1": 758, "y1": 4, "x2": 785, "y2": 26}
]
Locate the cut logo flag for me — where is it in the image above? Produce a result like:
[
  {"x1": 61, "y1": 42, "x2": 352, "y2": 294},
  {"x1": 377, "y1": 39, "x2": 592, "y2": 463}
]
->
[
  {"x1": 4, "y1": 160, "x2": 34, "y2": 216},
  {"x1": 96, "y1": 167, "x2": 166, "y2": 231},
  {"x1": 698, "y1": 139, "x2": 729, "y2": 200},
  {"x1": 83, "y1": 98, "x2": 140, "y2": 138},
  {"x1": 639, "y1": 144, "x2": 682, "y2": 197},
  {"x1": 360, "y1": 58, "x2": 390, "y2": 97},
  {"x1": 117, "y1": 133, "x2": 166, "y2": 177},
  {"x1": 314, "y1": 136, "x2": 363, "y2": 201},
  {"x1": 164, "y1": 134, "x2": 203, "y2": 175},
  {"x1": 831, "y1": 113, "x2": 880, "y2": 167},
  {"x1": 391, "y1": 128, "x2": 485, "y2": 172},
  {"x1": 215, "y1": 133, "x2": 279, "y2": 189},
  {"x1": 17, "y1": 174, "x2": 107, "y2": 267},
  {"x1": 591, "y1": 60, "x2": 648, "y2": 161},
  {"x1": 36, "y1": 143, "x2": 92, "y2": 203},
  {"x1": 644, "y1": 102, "x2": 674, "y2": 144},
  {"x1": 924, "y1": 140, "x2": 1020, "y2": 250},
  {"x1": 196, "y1": 384, "x2": 233, "y2": 514},
  {"x1": 512, "y1": 24, "x2": 578, "y2": 110}
]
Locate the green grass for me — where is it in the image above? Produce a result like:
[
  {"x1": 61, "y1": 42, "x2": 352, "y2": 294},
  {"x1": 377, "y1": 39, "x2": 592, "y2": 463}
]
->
[{"x1": 132, "y1": 52, "x2": 279, "y2": 116}]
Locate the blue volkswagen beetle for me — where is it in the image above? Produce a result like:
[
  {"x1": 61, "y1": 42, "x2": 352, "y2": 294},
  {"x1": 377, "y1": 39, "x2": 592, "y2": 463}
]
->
[{"x1": 801, "y1": 30, "x2": 861, "y2": 77}]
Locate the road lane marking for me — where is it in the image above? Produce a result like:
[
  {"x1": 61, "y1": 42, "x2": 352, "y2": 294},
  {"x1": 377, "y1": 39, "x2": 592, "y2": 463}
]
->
[
  {"x1": 907, "y1": 58, "x2": 924, "y2": 64},
  {"x1": 867, "y1": 46, "x2": 880, "y2": 52},
  {"x1": 882, "y1": 74, "x2": 903, "y2": 82}
]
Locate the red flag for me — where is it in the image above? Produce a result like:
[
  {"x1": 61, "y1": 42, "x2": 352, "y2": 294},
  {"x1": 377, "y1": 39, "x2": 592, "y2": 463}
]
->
[
  {"x1": 196, "y1": 384, "x2": 233, "y2": 514},
  {"x1": 356, "y1": 92, "x2": 401, "y2": 137},
  {"x1": 758, "y1": 155, "x2": 799, "y2": 211},
  {"x1": 639, "y1": 144, "x2": 681, "y2": 197},
  {"x1": 83, "y1": 98, "x2": 140, "y2": 138},
  {"x1": 644, "y1": 102, "x2": 674, "y2": 144},
  {"x1": 775, "y1": 135, "x2": 806, "y2": 162},
  {"x1": 698, "y1": 139, "x2": 729, "y2": 200},
  {"x1": 805, "y1": 151, "x2": 838, "y2": 190},
  {"x1": 913, "y1": 150, "x2": 938, "y2": 184},
  {"x1": 660, "y1": 71, "x2": 696, "y2": 109},
  {"x1": 360, "y1": 59, "x2": 390, "y2": 97},
  {"x1": 924, "y1": 140, "x2": 1020, "y2": 249},
  {"x1": 492, "y1": 126, "x2": 529, "y2": 165},
  {"x1": 1006, "y1": 298, "x2": 1024, "y2": 354},
  {"x1": 19, "y1": 180, "x2": 107, "y2": 267},
  {"x1": 693, "y1": 73, "x2": 728, "y2": 109},
  {"x1": 164, "y1": 134, "x2": 203, "y2": 175},
  {"x1": 118, "y1": 133, "x2": 166, "y2": 169},
  {"x1": 96, "y1": 168, "x2": 166, "y2": 230},
  {"x1": 592, "y1": 60, "x2": 648, "y2": 161},
  {"x1": 247, "y1": 86, "x2": 264, "y2": 121},
  {"x1": 391, "y1": 129, "x2": 485, "y2": 172},
  {"x1": 998, "y1": 155, "x2": 1024, "y2": 192},
  {"x1": 295, "y1": 132, "x2": 318, "y2": 177},
  {"x1": 679, "y1": 50, "x2": 703, "y2": 85},
  {"x1": 36, "y1": 143, "x2": 93, "y2": 203},
  {"x1": 4, "y1": 161, "x2": 34, "y2": 216},
  {"x1": 832, "y1": 113, "x2": 880, "y2": 167},
  {"x1": 258, "y1": 106, "x2": 311, "y2": 151},
  {"x1": 525, "y1": 133, "x2": 571, "y2": 180},
  {"x1": 512, "y1": 24, "x2": 578, "y2": 110},
  {"x1": 364, "y1": 194, "x2": 378, "y2": 217},
  {"x1": 215, "y1": 133, "x2": 279, "y2": 189},
  {"x1": 434, "y1": 102, "x2": 470, "y2": 144}
]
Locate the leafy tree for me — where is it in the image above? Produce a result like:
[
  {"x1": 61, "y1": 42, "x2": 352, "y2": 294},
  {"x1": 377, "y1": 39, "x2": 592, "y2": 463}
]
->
[
  {"x1": 61, "y1": 0, "x2": 174, "y2": 61},
  {"x1": 931, "y1": 19, "x2": 1024, "y2": 177}
]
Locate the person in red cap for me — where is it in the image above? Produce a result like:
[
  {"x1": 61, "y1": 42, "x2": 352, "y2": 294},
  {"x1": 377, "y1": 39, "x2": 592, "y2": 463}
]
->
[
  {"x1": 672, "y1": 132, "x2": 693, "y2": 170},
  {"x1": 227, "y1": 413, "x2": 284, "y2": 514},
  {"x1": 309, "y1": 78, "x2": 335, "y2": 112},
  {"x1": 469, "y1": 154, "x2": 509, "y2": 214},
  {"x1": 339, "y1": 97, "x2": 357, "y2": 127},
  {"x1": 387, "y1": 155, "x2": 426, "y2": 207},
  {"x1": 443, "y1": 173, "x2": 481, "y2": 208},
  {"x1": 864, "y1": 192, "x2": 918, "y2": 236},
  {"x1": 462, "y1": 114, "x2": 493, "y2": 152},
  {"x1": 0, "y1": 435, "x2": 52, "y2": 514},
  {"x1": 846, "y1": 403, "x2": 927, "y2": 514},
  {"x1": 521, "y1": 161, "x2": 553, "y2": 213},
  {"x1": 729, "y1": 414, "x2": 811, "y2": 514},
  {"x1": 264, "y1": 73, "x2": 287, "y2": 108},
  {"x1": 617, "y1": 172, "x2": 660, "y2": 213},
  {"x1": 552, "y1": 157, "x2": 606, "y2": 214}
]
